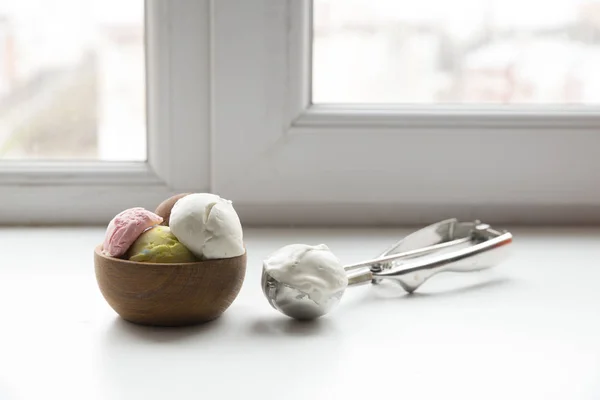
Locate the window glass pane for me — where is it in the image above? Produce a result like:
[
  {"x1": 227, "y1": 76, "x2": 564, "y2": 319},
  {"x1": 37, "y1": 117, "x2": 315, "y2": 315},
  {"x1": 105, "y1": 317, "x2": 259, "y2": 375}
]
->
[
  {"x1": 0, "y1": 0, "x2": 145, "y2": 160},
  {"x1": 313, "y1": 0, "x2": 600, "y2": 104}
]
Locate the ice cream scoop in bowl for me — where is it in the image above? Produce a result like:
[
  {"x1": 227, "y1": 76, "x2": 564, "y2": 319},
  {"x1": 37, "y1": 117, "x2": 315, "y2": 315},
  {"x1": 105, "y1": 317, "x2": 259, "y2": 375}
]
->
[{"x1": 95, "y1": 193, "x2": 247, "y2": 327}]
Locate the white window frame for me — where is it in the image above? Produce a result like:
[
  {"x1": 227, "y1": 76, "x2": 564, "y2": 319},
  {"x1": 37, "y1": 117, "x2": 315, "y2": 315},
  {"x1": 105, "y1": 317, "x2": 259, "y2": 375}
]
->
[
  {"x1": 1, "y1": 0, "x2": 599, "y2": 226},
  {"x1": 0, "y1": 0, "x2": 211, "y2": 224},
  {"x1": 212, "y1": 0, "x2": 600, "y2": 225}
]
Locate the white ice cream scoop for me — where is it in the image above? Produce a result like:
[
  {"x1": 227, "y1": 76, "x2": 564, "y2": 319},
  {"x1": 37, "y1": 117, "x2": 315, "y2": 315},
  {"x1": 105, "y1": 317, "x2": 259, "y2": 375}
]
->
[
  {"x1": 261, "y1": 219, "x2": 513, "y2": 320},
  {"x1": 262, "y1": 244, "x2": 348, "y2": 320},
  {"x1": 169, "y1": 193, "x2": 244, "y2": 259}
]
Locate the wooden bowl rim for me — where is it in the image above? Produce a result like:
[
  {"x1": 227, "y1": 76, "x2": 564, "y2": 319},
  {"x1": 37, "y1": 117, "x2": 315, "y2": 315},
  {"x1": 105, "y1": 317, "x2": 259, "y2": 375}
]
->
[{"x1": 94, "y1": 245, "x2": 246, "y2": 268}]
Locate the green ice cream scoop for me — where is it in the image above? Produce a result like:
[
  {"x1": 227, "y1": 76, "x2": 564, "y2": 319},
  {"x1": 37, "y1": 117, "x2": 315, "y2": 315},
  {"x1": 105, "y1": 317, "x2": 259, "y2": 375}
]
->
[{"x1": 127, "y1": 226, "x2": 197, "y2": 263}]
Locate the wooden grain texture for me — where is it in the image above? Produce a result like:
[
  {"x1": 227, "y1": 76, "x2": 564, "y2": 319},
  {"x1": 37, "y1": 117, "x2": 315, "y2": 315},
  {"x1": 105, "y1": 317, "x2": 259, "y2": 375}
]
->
[{"x1": 94, "y1": 246, "x2": 246, "y2": 326}]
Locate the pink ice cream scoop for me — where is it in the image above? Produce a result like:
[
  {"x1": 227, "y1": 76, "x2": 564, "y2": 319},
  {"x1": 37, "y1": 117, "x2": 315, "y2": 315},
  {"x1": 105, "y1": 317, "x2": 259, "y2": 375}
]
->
[{"x1": 102, "y1": 207, "x2": 163, "y2": 257}]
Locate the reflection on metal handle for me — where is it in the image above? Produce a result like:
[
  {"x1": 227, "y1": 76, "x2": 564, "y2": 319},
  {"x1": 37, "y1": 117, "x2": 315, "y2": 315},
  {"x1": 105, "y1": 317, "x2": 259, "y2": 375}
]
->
[
  {"x1": 344, "y1": 219, "x2": 513, "y2": 292},
  {"x1": 372, "y1": 231, "x2": 512, "y2": 292}
]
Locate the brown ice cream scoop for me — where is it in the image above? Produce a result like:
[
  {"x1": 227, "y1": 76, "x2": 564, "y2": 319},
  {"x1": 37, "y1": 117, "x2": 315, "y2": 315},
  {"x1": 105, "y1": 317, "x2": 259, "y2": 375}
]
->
[{"x1": 155, "y1": 193, "x2": 190, "y2": 225}]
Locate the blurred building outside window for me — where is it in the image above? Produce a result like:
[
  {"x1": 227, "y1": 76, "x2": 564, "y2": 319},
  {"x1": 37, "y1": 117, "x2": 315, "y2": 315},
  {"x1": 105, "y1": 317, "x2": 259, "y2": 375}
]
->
[
  {"x1": 313, "y1": 0, "x2": 600, "y2": 105},
  {"x1": 0, "y1": 0, "x2": 145, "y2": 161}
]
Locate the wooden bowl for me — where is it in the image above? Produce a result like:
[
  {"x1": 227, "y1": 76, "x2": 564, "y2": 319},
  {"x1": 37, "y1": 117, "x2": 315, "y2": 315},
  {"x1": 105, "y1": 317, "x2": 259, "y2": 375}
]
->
[{"x1": 94, "y1": 246, "x2": 246, "y2": 326}]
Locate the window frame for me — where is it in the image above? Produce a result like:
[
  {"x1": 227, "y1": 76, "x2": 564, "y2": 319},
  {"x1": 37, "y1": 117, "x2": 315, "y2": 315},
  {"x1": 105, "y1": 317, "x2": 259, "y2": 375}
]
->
[
  {"x1": 1, "y1": 0, "x2": 599, "y2": 226},
  {"x1": 211, "y1": 0, "x2": 600, "y2": 225},
  {"x1": 0, "y1": 0, "x2": 211, "y2": 224}
]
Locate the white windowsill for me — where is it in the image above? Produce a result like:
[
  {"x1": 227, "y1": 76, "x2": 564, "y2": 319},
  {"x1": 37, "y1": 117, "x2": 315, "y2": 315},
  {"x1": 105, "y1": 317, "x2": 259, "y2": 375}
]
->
[{"x1": 0, "y1": 226, "x2": 598, "y2": 400}]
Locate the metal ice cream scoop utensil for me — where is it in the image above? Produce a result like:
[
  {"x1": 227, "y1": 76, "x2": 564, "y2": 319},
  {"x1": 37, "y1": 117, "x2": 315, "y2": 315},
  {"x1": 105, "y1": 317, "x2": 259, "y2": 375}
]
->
[{"x1": 261, "y1": 219, "x2": 513, "y2": 320}]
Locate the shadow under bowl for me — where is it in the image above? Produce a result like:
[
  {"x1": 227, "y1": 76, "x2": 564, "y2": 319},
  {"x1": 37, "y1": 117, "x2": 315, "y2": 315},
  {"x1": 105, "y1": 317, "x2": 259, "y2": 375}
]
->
[{"x1": 94, "y1": 245, "x2": 246, "y2": 327}]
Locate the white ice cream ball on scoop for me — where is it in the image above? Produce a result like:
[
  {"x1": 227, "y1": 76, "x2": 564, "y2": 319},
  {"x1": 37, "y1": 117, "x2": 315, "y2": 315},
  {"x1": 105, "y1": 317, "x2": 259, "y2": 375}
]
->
[
  {"x1": 169, "y1": 193, "x2": 244, "y2": 259},
  {"x1": 262, "y1": 244, "x2": 348, "y2": 319}
]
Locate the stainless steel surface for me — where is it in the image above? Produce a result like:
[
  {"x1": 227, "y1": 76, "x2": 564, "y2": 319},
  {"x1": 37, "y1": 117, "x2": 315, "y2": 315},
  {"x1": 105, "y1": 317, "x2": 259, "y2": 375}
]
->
[
  {"x1": 261, "y1": 265, "x2": 344, "y2": 320},
  {"x1": 371, "y1": 230, "x2": 512, "y2": 293},
  {"x1": 343, "y1": 237, "x2": 471, "y2": 271},
  {"x1": 345, "y1": 267, "x2": 373, "y2": 286},
  {"x1": 261, "y1": 219, "x2": 513, "y2": 320}
]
